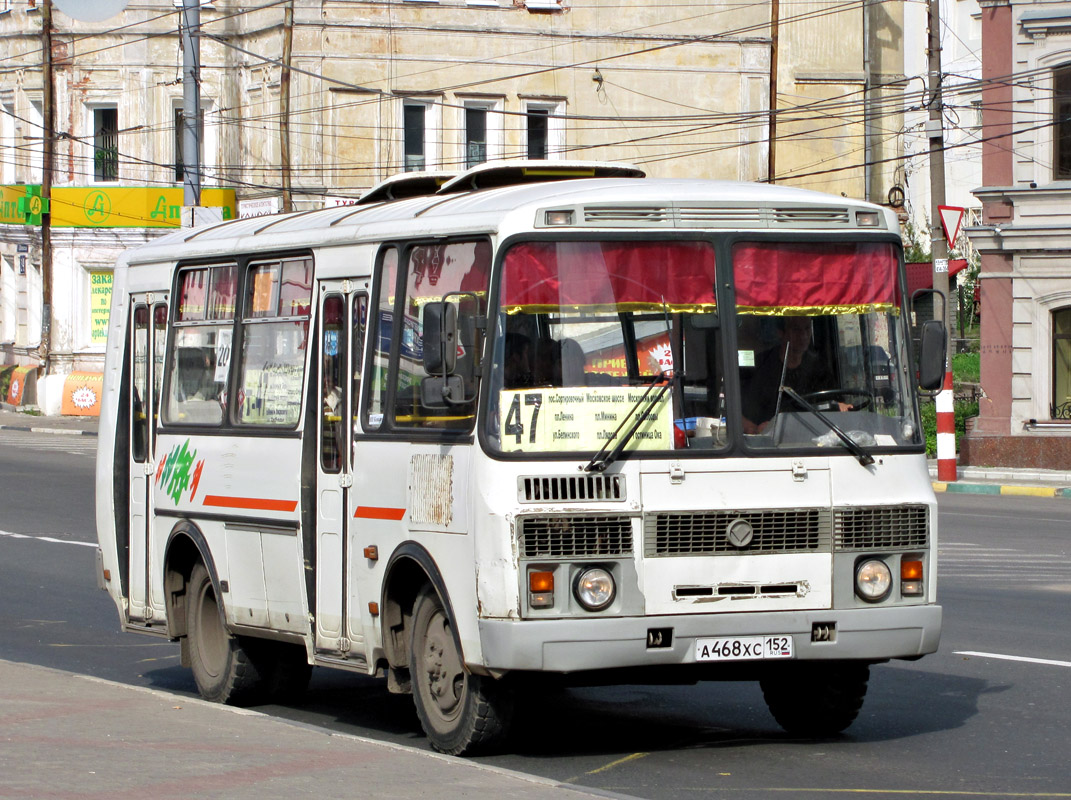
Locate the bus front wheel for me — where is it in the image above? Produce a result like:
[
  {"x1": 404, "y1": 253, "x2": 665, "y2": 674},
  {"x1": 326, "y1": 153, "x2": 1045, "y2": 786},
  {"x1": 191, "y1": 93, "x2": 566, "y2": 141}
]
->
[
  {"x1": 760, "y1": 661, "x2": 870, "y2": 736},
  {"x1": 409, "y1": 587, "x2": 513, "y2": 755},
  {"x1": 187, "y1": 563, "x2": 264, "y2": 705}
]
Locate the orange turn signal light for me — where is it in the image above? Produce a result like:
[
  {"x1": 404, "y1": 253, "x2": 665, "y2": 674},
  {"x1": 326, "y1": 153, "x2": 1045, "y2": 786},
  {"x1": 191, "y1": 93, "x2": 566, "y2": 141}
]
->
[
  {"x1": 529, "y1": 570, "x2": 554, "y2": 593},
  {"x1": 901, "y1": 560, "x2": 923, "y2": 581}
]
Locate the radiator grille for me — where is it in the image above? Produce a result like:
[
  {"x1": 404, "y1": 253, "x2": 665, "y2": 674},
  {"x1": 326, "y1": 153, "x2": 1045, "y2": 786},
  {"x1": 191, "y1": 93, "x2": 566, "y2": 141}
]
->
[
  {"x1": 833, "y1": 505, "x2": 929, "y2": 551},
  {"x1": 645, "y1": 509, "x2": 830, "y2": 557},
  {"x1": 518, "y1": 474, "x2": 625, "y2": 503},
  {"x1": 520, "y1": 515, "x2": 634, "y2": 558}
]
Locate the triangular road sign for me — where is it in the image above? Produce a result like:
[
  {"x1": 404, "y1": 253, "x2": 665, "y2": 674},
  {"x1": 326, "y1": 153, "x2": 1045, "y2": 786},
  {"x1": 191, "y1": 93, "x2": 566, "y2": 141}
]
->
[{"x1": 938, "y1": 205, "x2": 965, "y2": 250}]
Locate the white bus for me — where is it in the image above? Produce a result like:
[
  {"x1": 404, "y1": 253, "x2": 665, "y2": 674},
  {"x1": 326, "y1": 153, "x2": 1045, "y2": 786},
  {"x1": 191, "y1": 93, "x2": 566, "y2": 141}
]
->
[{"x1": 96, "y1": 161, "x2": 947, "y2": 755}]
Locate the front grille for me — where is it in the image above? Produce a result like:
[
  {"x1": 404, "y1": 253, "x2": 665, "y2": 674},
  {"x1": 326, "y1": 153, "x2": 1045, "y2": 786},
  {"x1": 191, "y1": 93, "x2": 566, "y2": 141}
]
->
[
  {"x1": 518, "y1": 474, "x2": 625, "y2": 503},
  {"x1": 833, "y1": 505, "x2": 929, "y2": 551},
  {"x1": 520, "y1": 515, "x2": 634, "y2": 558},
  {"x1": 645, "y1": 509, "x2": 829, "y2": 557}
]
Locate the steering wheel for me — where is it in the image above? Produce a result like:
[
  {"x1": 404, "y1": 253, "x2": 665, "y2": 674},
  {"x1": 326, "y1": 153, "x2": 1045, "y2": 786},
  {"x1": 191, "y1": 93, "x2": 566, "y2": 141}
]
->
[{"x1": 800, "y1": 388, "x2": 873, "y2": 411}]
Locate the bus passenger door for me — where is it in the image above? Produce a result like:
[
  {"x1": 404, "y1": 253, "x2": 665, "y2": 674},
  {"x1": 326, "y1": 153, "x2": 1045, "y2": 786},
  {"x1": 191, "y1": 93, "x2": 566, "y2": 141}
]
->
[
  {"x1": 313, "y1": 286, "x2": 367, "y2": 656},
  {"x1": 127, "y1": 298, "x2": 167, "y2": 622}
]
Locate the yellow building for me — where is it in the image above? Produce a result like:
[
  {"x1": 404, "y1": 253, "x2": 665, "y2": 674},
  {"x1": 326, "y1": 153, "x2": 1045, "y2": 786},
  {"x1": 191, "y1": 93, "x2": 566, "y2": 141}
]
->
[{"x1": 0, "y1": 0, "x2": 905, "y2": 381}]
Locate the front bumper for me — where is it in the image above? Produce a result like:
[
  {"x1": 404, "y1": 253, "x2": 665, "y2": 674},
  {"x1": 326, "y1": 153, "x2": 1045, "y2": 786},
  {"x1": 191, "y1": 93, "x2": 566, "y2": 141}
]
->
[{"x1": 478, "y1": 604, "x2": 942, "y2": 672}]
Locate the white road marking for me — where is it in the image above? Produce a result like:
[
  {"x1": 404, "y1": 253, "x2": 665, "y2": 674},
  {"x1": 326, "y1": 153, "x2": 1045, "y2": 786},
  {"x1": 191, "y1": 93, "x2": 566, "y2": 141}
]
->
[
  {"x1": 0, "y1": 529, "x2": 97, "y2": 548},
  {"x1": 955, "y1": 651, "x2": 1071, "y2": 668}
]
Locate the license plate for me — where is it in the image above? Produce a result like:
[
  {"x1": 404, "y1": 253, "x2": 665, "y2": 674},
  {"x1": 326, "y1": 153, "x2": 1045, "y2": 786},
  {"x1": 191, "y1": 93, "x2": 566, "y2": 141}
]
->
[{"x1": 695, "y1": 635, "x2": 794, "y2": 662}]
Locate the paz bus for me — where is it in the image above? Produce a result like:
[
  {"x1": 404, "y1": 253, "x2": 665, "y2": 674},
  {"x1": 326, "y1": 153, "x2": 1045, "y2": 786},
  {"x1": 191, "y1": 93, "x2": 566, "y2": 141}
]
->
[{"x1": 95, "y1": 161, "x2": 947, "y2": 755}]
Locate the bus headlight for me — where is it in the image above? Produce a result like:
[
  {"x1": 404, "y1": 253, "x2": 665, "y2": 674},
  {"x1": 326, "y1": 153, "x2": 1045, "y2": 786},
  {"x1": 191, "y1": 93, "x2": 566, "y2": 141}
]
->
[
  {"x1": 855, "y1": 559, "x2": 892, "y2": 602},
  {"x1": 574, "y1": 567, "x2": 615, "y2": 611}
]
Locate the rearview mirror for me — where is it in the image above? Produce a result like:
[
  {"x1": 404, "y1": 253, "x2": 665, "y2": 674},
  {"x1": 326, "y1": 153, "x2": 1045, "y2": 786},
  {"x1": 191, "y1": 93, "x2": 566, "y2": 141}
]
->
[
  {"x1": 422, "y1": 302, "x2": 457, "y2": 376},
  {"x1": 918, "y1": 319, "x2": 947, "y2": 392},
  {"x1": 421, "y1": 374, "x2": 466, "y2": 408}
]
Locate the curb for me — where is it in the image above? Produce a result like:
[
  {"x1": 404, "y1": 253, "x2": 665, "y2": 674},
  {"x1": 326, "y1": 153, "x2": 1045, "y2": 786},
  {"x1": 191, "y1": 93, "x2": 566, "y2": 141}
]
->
[
  {"x1": 933, "y1": 481, "x2": 1071, "y2": 498},
  {"x1": 0, "y1": 423, "x2": 98, "y2": 437}
]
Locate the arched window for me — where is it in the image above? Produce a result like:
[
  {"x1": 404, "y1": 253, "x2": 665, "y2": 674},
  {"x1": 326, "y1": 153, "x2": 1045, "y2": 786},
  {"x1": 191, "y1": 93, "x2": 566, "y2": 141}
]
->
[{"x1": 1052, "y1": 308, "x2": 1071, "y2": 418}]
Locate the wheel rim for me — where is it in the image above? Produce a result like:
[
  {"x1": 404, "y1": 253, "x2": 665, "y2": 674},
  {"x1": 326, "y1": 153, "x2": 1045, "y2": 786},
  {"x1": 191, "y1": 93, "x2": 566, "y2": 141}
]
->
[
  {"x1": 195, "y1": 582, "x2": 227, "y2": 679},
  {"x1": 420, "y1": 609, "x2": 465, "y2": 721}
]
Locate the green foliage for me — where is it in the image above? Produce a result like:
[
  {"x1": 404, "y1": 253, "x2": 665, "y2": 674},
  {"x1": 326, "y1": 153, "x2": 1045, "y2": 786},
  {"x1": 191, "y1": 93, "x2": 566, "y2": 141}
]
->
[
  {"x1": 919, "y1": 399, "x2": 979, "y2": 456},
  {"x1": 902, "y1": 219, "x2": 931, "y2": 263},
  {"x1": 952, "y1": 352, "x2": 979, "y2": 383}
]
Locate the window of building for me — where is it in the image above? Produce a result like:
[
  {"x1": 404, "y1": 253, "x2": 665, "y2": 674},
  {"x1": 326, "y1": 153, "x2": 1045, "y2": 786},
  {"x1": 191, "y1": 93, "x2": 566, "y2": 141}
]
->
[
  {"x1": 93, "y1": 107, "x2": 119, "y2": 182},
  {"x1": 402, "y1": 100, "x2": 443, "y2": 172},
  {"x1": 523, "y1": 101, "x2": 564, "y2": 159},
  {"x1": 1052, "y1": 308, "x2": 1071, "y2": 418},
  {"x1": 1055, "y1": 65, "x2": 1071, "y2": 180},
  {"x1": 527, "y1": 108, "x2": 549, "y2": 159},
  {"x1": 465, "y1": 106, "x2": 488, "y2": 169}
]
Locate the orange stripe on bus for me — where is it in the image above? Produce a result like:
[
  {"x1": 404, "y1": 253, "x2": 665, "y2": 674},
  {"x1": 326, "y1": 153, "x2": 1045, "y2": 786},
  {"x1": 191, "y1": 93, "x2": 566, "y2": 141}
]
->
[
  {"x1": 202, "y1": 495, "x2": 298, "y2": 512},
  {"x1": 354, "y1": 506, "x2": 406, "y2": 521}
]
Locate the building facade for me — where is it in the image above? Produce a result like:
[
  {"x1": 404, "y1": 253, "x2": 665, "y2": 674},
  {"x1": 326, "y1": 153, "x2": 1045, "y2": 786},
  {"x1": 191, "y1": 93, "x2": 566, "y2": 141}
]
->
[
  {"x1": 964, "y1": 0, "x2": 1071, "y2": 467},
  {"x1": 1, "y1": 0, "x2": 906, "y2": 386}
]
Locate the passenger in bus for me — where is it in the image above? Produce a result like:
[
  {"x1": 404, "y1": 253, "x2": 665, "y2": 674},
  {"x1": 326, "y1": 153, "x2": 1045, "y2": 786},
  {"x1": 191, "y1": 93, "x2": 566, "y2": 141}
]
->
[
  {"x1": 741, "y1": 316, "x2": 843, "y2": 433},
  {"x1": 504, "y1": 332, "x2": 533, "y2": 388},
  {"x1": 559, "y1": 338, "x2": 586, "y2": 386},
  {"x1": 531, "y1": 337, "x2": 562, "y2": 386}
]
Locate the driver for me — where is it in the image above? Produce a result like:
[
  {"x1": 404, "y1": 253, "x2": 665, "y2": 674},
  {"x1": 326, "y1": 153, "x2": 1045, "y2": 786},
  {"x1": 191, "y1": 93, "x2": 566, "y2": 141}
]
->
[{"x1": 741, "y1": 316, "x2": 843, "y2": 433}]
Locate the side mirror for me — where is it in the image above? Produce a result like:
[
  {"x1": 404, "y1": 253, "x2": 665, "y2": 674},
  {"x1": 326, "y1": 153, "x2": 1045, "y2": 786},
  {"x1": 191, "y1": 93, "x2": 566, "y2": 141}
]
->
[
  {"x1": 918, "y1": 319, "x2": 947, "y2": 392},
  {"x1": 422, "y1": 302, "x2": 457, "y2": 376},
  {"x1": 421, "y1": 374, "x2": 466, "y2": 408}
]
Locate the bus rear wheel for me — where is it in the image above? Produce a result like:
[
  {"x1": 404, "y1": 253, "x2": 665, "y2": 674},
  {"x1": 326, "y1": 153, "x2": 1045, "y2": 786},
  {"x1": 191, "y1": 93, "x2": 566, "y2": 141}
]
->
[
  {"x1": 760, "y1": 661, "x2": 870, "y2": 736},
  {"x1": 409, "y1": 587, "x2": 513, "y2": 755},
  {"x1": 187, "y1": 563, "x2": 265, "y2": 705}
]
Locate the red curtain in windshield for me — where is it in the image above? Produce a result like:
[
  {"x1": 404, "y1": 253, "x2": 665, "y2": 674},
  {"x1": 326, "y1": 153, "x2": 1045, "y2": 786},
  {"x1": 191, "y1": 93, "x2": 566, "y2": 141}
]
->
[
  {"x1": 501, "y1": 241, "x2": 717, "y2": 313},
  {"x1": 733, "y1": 242, "x2": 900, "y2": 314}
]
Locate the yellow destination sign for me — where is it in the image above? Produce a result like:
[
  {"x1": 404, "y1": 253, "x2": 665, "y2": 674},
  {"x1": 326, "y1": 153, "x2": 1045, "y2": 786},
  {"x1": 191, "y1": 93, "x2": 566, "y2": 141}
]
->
[{"x1": 499, "y1": 386, "x2": 672, "y2": 453}]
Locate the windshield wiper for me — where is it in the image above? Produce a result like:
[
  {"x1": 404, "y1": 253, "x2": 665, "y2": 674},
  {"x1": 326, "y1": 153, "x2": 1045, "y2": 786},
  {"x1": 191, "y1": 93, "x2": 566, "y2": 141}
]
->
[
  {"x1": 584, "y1": 377, "x2": 671, "y2": 473},
  {"x1": 780, "y1": 386, "x2": 875, "y2": 467}
]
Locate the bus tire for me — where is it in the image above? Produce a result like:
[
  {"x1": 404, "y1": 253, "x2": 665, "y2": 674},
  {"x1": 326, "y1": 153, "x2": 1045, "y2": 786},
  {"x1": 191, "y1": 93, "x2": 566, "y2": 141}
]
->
[
  {"x1": 409, "y1": 587, "x2": 513, "y2": 755},
  {"x1": 760, "y1": 661, "x2": 870, "y2": 736},
  {"x1": 187, "y1": 563, "x2": 264, "y2": 705}
]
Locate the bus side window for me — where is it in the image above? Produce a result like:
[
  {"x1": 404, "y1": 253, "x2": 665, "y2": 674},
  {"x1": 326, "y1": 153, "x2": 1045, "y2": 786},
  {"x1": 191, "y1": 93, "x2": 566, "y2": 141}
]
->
[
  {"x1": 321, "y1": 294, "x2": 345, "y2": 473},
  {"x1": 394, "y1": 240, "x2": 491, "y2": 430},
  {"x1": 164, "y1": 264, "x2": 236, "y2": 426},
  {"x1": 352, "y1": 292, "x2": 367, "y2": 431},
  {"x1": 131, "y1": 305, "x2": 149, "y2": 462}
]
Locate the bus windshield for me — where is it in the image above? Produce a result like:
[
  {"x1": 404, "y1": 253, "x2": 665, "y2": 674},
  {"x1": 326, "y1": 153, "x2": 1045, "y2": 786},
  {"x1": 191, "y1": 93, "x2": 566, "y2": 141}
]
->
[{"x1": 485, "y1": 238, "x2": 922, "y2": 457}]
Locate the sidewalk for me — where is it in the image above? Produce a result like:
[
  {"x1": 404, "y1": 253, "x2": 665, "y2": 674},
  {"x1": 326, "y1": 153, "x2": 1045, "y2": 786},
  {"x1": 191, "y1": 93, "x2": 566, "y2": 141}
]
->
[
  {"x1": 0, "y1": 659, "x2": 626, "y2": 800},
  {"x1": 929, "y1": 460, "x2": 1071, "y2": 499},
  {"x1": 0, "y1": 405, "x2": 98, "y2": 436}
]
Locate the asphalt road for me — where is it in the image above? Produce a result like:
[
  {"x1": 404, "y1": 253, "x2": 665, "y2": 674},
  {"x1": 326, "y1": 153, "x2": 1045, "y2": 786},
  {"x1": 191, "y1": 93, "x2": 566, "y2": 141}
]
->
[{"x1": 1, "y1": 429, "x2": 1069, "y2": 799}]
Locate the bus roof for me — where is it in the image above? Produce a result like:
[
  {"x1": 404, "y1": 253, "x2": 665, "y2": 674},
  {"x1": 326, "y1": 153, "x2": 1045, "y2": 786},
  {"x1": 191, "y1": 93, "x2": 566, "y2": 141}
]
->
[{"x1": 122, "y1": 173, "x2": 895, "y2": 268}]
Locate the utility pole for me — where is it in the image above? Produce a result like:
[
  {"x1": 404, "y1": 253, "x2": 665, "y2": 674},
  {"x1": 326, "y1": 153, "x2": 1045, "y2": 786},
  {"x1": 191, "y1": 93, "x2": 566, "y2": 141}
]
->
[
  {"x1": 280, "y1": 0, "x2": 293, "y2": 213},
  {"x1": 768, "y1": 0, "x2": 779, "y2": 183},
  {"x1": 927, "y1": 0, "x2": 956, "y2": 482},
  {"x1": 40, "y1": 0, "x2": 55, "y2": 372},
  {"x1": 181, "y1": 0, "x2": 202, "y2": 208}
]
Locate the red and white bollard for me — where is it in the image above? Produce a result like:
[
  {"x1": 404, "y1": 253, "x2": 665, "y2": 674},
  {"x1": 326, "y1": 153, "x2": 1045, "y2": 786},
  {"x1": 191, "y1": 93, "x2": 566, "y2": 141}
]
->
[{"x1": 936, "y1": 371, "x2": 957, "y2": 482}]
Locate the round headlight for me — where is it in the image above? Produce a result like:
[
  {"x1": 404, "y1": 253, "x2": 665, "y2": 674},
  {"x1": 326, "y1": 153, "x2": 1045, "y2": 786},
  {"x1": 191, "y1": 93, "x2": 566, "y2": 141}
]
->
[
  {"x1": 855, "y1": 559, "x2": 892, "y2": 601},
  {"x1": 574, "y1": 567, "x2": 616, "y2": 611}
]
